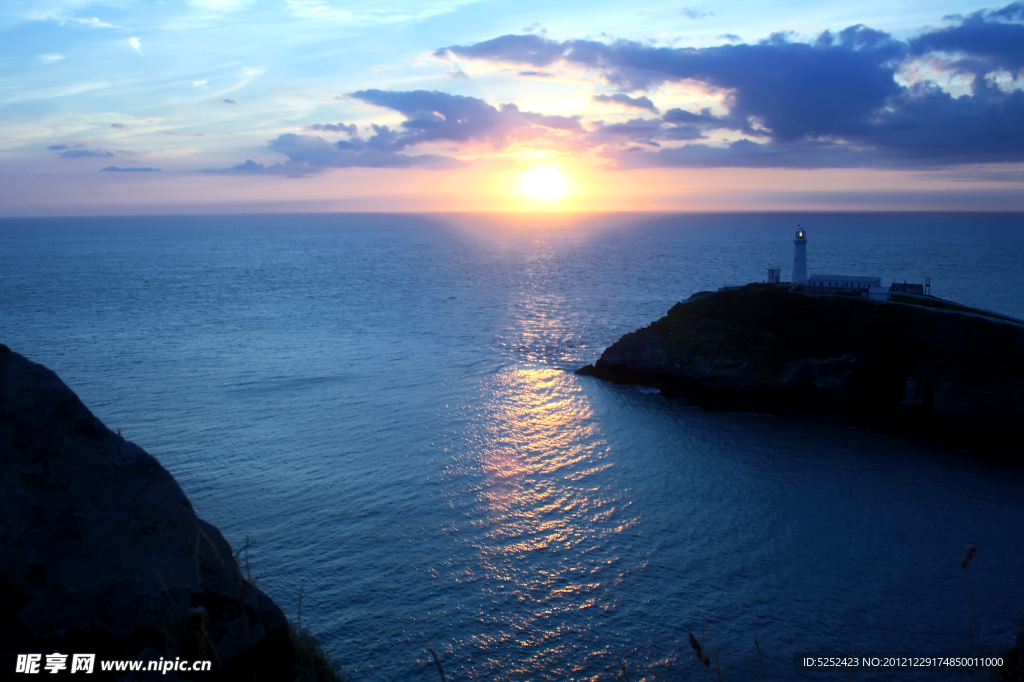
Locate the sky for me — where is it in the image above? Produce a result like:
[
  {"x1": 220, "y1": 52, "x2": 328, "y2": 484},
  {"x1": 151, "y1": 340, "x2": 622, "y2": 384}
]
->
[{"x1": 1, "y1": 0, "x2": 1023, "y2": 215}]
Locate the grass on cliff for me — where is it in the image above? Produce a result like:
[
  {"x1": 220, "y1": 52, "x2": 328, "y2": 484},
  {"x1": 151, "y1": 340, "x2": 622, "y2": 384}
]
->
[
  {"x1": 289, "y1": 583, "x2": 350, "y2": 682},
  {"x1": 235, "y1": 537, "x2": 349, "y2": 682},
  {"x1": 290, "y1": 621, "x2": 350, "y2": 682}
]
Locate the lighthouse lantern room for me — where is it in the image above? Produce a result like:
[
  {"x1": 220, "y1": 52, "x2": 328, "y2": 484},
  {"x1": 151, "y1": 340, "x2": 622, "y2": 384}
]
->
[{"x1": 792, "y1": 228, "x2": 808, "y2": 285}]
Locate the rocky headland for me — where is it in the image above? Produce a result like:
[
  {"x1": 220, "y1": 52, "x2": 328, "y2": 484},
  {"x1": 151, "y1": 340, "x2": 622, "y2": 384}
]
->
[
  {"x1": 577, "y1": 285, "x2": 1024, "y2": 455},
  {"x1": 0, "y1": 345, "x2": 296, "y2": 680}
]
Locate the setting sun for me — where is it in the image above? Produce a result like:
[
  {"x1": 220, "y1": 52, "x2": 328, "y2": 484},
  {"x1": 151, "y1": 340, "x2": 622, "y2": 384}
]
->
[{"x1": 520, "y1": 167, "x2": 567, "y2": 201}]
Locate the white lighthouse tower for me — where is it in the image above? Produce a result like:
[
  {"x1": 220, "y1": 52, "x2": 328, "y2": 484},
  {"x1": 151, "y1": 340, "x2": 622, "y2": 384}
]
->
[{"x1": 792, "y1": 228, "x2": 807, "y2": 284}]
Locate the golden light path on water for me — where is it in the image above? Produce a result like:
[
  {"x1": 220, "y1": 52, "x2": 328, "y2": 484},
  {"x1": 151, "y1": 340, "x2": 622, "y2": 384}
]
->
[
  {"x1": 438, "y1": 363, "x2": 649, "y2": 680},
  {"x1": 423, "y1": 230, "x2": 656, "y2": 679}
]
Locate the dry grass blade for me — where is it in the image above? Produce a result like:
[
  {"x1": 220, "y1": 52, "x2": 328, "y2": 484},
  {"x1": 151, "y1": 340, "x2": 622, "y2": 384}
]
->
[
  {"x1": 754, "y1": 635, "x2": 767, "y2": 680},
  {"x1": 428, "y1": 647, "x2": 447, "y2": 682},
  {"x1": 961, "y1": 544, "x2": 977, "y2": 570},
  {"x1": 616, "y1": 654, "x2": 632, "y2": 682},
  {"x1": 962, "y1": 544, "x2": 977, "y2": 669},
  {"x1": 231, "y1": 534, "x2": 255, "y2": 583},
  {"x1": 688, "y1": 632, "x2": 703, "y2": 659},
  {"x1": 749, "y1": 654, "x2": 763, "y2": 682}
]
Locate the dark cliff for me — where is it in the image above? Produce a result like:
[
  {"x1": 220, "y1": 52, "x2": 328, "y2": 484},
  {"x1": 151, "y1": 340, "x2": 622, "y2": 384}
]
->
[
  {"x1": 577, "y1": 285, "x2": 1024, "y2": 454},
  {"x1": 0, "y1": 345, "x2": 294, "y2": 680}
]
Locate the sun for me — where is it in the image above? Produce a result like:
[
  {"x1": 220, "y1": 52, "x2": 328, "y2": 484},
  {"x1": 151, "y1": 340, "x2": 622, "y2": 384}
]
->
[{"x1": 520, "y1": 167, "x2": 567, "y2": 201}]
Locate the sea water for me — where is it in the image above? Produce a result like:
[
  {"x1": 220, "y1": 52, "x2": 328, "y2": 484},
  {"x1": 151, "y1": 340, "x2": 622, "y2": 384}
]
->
[{"x1": 2, "y1": 212, "x2": 1023, "y2": 680}]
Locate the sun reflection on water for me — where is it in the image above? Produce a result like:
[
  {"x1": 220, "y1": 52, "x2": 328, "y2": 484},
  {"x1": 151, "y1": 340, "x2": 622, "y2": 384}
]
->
[{"x1": 441, "y1": 366, "x2": 641, "y2": 679}]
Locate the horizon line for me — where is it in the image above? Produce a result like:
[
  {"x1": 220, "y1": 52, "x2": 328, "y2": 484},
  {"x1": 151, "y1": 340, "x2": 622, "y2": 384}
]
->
[{"x1": 3, "y1": 208, "x2": 1024, "y2": 220}]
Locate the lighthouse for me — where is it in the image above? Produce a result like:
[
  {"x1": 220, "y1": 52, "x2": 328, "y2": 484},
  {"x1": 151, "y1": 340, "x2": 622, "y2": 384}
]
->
[
  {"x1": 792, "y1": 228, "x2": 807, "y2": 284},
  {"x1": 764, "y1": 227, "x2": 889, "y2": 298}
]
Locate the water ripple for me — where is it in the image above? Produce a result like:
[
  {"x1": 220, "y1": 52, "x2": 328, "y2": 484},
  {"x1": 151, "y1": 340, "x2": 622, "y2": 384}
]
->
[{"x1": 2, "y1": 213, "x2": 1024, "y2": 680}]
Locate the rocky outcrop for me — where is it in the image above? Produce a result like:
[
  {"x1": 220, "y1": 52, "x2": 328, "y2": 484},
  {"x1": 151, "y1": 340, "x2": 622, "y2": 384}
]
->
[
  {"x1": 0, "y1": 345, "x2": 294, "y2": 680},
  {"x1": 577, "y1": 285, "x2": 1024, "y2": 455}
]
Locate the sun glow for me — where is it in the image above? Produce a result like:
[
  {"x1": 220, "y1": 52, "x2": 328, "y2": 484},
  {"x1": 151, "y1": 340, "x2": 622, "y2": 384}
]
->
[{"x1": 520, "y1": 167, "x2": 567, "y2": 201}]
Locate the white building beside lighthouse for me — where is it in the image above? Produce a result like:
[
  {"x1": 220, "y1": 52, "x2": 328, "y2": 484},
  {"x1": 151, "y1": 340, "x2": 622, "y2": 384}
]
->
[{"x1": 771, "y1": 229, "x2": 888, "y2": 300}]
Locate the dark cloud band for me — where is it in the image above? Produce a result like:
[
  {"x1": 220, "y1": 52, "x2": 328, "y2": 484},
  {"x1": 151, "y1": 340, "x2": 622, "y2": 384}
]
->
[
  {"x1": 437, "y1": 4, "x2": 1024, "y2": 169},
  {"x1": 217, "y1": 90, "x2": 583, "y2": 174}
]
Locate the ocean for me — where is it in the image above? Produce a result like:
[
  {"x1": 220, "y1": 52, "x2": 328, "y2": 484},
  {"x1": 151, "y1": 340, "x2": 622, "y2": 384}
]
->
[{"x1": 2, "y1": 211, "x2": 1023, "y2": 680}]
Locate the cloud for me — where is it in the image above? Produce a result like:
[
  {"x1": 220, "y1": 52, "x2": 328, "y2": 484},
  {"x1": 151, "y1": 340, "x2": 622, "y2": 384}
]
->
[
  {"x1": 101, "y1": 166, "x2": 160, "y2": 172},
  {"x1": 662, "y1": 107, "x2": 735, "y2": 126},
  {"x1": 49, "y1": 143, "x2": 127, "y2": 160},
  {"x1": 223, "y1": 98, "x2": 236, "y2": 103},
  {"x1": 991, "y1": 1, "x2": 1024, "y2": 20},
  {"x1": 111, "y1": 123, "x2": 126, "y2": 129},
  {"x1": 38, "y1": 53, "x2": 64, "y2": 64},
  {"x1": 438, "y1": 13, "x2": 1024, "y2": 168},
  {"x1": 609, "y1": 139, "x2": 869, "y2": 169},
  {"x1": 603, "y1": 82, "x2": 1024, "y2": 168},
  {"x1": 218, "y1": 159, "x2": 270, "y2": 173},
  {"x1": 442, "y1": 29, "x2": 907, "y2": 131},
  {"x1": 127, "y1": 37, "x2": 143, "y2": 55},
  {"x1": 678, "y1": 7, "x2": 714, "y2": 19},
  {"x1": 207, "y1": 7, "x2": 1024, "y2": 175},
  {"x1": 30, "y1": 10, "x2": 125, "y2": 30},
  {"x1": 448, "y1": 68, "x2": 470, "y2": 79},
  {"x1": 909, "y1": 2, "x2": 1024, "y2": 74},
  {"x1": 63, "y1": 149, "x2": 115, "y2": 158},
  {"x1": 586, "y1": 107, "x2": 745, "y2": 147},
  {"x1": 269, "y1": 133, "x2": 463, "y2": 169},
  {"x1": 282, "y1": 0, "x2": 474, "y2": 27},
  {"x1": 189, "y1": 0, "x2": 253, "y2": 13},
  {"x1": 349, "y1": 89, "x2": 583, "y2": 149},
  {"x1": 436, "y1": 34, "x2": 565, "y2": 68},
  {"x1": 587, "y1": 117, "x2": 668, "y2": 146},
  {"x1": 75, "y1": 16, "x2": 121, "y2": 29},
  {"x1": 218, "y1": 66, "x2": 264, "y2": 97},
  {"x1": 911, "y1": 164, "x2": 1024, "y2": 182},
  {"x1": 210, "y1": 135, "x2": 463, "y2": 175},
  {"x1": 306, "y1": 122, "x2": 359, "y2": 134},
  {"x1": 853, "y1": 82, "x2": 1024, "y2": 165},
  {"x1": 217, "y1": 89, "x2": 587, "y2": 174},
  {"x1": 50, "y1": 145, "x2": 115, "y2": 159},
  {"x1": 593, "y1": 93, "x2": 659, "y2": 112}
]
